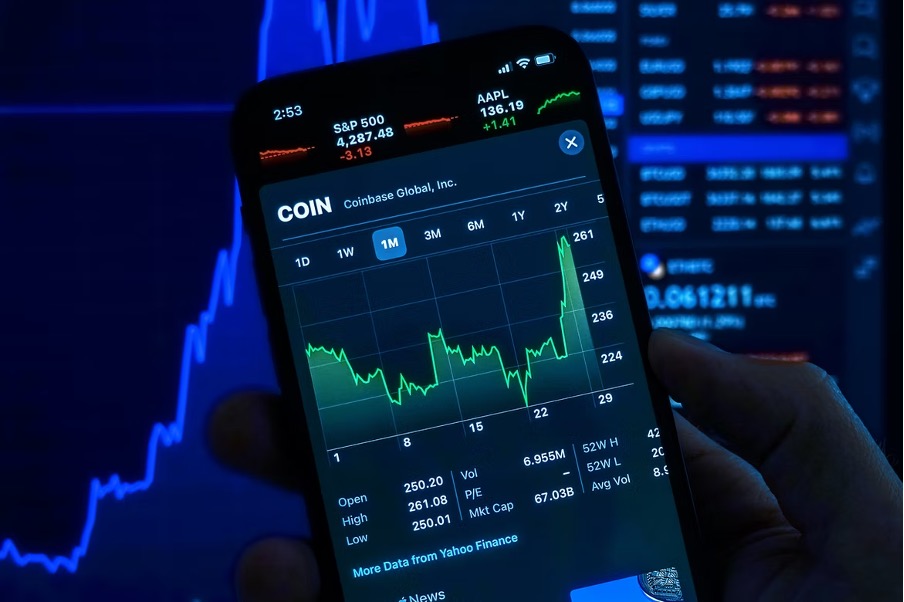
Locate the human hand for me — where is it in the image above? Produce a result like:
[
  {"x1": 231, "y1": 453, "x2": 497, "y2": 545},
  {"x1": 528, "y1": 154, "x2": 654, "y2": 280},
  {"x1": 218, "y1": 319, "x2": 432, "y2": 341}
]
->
[
  {"x1": 208, "y1": 328, "x2": 902, "y2": 601},
  {"x1": 208, "y1": 390, "x2": 321, "y2": 602},
  {"x1": 648, "y1": 328, "x2": 902, "y2": 601}
]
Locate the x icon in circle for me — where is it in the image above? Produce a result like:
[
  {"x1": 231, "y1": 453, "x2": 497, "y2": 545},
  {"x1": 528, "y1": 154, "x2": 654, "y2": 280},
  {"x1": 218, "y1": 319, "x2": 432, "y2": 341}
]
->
[{"x1": 558, "y1": 129, "x2": 584, "y2": 155}]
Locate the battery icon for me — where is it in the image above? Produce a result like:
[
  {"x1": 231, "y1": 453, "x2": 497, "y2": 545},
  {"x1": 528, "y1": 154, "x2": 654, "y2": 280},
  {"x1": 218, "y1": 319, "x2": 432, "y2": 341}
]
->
[{"x1": 535, "y1": 53, "x2": 556, "y2": 66}]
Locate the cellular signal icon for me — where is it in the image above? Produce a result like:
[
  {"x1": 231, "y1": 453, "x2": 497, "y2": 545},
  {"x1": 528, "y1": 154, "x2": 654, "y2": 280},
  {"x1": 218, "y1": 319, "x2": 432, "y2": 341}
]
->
[{"x1": 498, "y1": 61, "x2": 513, "y2": 74}]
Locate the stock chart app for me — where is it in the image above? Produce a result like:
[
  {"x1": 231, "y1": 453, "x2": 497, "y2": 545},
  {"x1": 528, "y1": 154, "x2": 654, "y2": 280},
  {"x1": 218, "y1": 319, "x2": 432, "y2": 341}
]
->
[{"x1": 256, "y1": 119, "x2": 698, "y2": 601}]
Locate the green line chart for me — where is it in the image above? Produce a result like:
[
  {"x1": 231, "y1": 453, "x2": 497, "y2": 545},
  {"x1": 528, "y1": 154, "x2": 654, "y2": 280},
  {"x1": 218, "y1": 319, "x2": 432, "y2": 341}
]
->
[
  {"x1": 536, "y1": 91, "x2": 581, "y2": 115},
  {"x1": 304, "y1": 235, "x2": 604, "y2": 450}
]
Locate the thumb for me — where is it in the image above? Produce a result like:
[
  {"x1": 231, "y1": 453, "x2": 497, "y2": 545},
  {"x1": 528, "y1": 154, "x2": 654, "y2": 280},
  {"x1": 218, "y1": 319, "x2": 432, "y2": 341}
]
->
[{"x1": 648, "y1": 328, "x2": 901, "y2": 552}]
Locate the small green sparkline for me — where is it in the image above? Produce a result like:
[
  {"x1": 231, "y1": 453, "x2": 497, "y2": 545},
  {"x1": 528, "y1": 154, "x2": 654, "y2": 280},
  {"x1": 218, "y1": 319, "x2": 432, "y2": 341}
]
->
[{"x1": 537, "y1": 91, "x2": 581, "y2": 115}]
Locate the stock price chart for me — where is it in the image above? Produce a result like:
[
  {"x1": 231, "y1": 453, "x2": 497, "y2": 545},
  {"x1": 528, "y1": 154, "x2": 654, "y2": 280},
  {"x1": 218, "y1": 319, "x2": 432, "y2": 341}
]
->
[{"x1": 301, "y1": 234, "x2": 605, "y2": 452}]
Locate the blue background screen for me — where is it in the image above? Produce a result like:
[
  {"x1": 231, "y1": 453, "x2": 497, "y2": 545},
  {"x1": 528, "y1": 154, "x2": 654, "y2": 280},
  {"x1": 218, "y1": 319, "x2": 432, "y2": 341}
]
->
[{"x1": 0, "y1": 1, "x2": 891, "y2": 600}]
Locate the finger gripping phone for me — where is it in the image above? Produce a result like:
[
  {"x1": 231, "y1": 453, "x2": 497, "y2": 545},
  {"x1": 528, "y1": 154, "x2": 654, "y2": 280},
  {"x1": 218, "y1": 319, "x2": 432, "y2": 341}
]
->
[{"x1": 231, "y1": 26, "x2": 708, "y2": 602}]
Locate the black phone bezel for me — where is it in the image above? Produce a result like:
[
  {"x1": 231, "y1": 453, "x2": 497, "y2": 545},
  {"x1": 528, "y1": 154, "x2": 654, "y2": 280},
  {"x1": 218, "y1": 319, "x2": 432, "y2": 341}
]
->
[{"x1": 231, "y1": 25, "x2": 714, "y2": 601}]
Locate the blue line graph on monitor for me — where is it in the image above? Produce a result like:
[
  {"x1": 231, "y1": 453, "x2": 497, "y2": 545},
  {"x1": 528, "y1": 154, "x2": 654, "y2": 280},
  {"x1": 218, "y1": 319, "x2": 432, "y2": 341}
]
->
[{"x1": 0, "y1": 0, "x2": 438, "y2": 574}]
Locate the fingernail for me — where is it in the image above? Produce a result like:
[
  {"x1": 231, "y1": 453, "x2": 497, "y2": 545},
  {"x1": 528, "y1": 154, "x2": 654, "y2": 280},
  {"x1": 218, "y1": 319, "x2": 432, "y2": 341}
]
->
[{"x1": 654, "y1": 328, "x2": 724, "y2": 353}]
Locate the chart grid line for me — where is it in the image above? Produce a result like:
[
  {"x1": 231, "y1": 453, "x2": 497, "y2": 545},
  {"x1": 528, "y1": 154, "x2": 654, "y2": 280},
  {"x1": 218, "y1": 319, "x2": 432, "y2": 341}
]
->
[
  {"x1": 315, "y1": 346, "x2": 614, "y2": 411},
  {"x1": 304, "y1": 302, "x2": 615, "y2": 362},
  {"x1": 325, "y1": 384, "x2": 635, "y2": 452},
  {"x1": 424, "y1": 256, "x2": 468, "y2": 434},
  {"x1": 360, "y1": 271, "x2": 403, "y2": 448}
]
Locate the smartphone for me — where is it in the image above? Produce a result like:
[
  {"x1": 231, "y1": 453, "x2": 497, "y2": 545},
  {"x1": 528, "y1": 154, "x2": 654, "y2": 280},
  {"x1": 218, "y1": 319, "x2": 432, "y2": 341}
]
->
[{"x1": 231, "y1": 26, "x2": 709, "y2": 602}]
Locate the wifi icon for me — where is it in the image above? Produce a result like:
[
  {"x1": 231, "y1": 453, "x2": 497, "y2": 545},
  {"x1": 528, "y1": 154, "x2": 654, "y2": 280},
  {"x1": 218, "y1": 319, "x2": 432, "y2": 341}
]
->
[{"x1": 516, "y1": 57, "x2": 531, "y2": 69}]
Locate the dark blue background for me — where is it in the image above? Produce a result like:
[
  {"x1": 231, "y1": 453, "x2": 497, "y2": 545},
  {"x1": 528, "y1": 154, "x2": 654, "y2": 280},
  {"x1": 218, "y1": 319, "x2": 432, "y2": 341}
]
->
[
  {"x1": 0, "y1": 1, "x2": 443, "y2": 599},
  {"x1": 0, "y1": 1, "x2": 892, "y2": 600}
]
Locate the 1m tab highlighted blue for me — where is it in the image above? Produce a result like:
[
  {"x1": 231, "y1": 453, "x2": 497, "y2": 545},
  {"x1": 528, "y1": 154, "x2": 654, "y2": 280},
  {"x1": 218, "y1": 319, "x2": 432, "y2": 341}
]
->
[{"x1": 373, "y1": 226, "x2": 408, "y2": 261}]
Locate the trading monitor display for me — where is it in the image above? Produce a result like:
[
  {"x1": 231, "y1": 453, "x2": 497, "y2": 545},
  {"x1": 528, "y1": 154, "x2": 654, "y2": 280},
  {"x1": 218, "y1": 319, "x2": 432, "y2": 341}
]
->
[{"x1": 0, "y1": 1, "x2": 890, "y2": 600}]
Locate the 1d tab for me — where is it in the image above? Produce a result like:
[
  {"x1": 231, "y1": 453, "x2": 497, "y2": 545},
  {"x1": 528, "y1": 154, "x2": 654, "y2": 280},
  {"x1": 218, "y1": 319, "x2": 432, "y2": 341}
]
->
[{"x1": 373, "y1": 226, "x2": 408, "y2": 261}]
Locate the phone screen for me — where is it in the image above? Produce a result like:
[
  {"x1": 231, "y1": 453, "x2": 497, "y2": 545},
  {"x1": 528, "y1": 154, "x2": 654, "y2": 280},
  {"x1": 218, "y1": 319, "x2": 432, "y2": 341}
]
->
[{"x1": 233, "y1": 27, "x2": 704, "y2": 602}]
